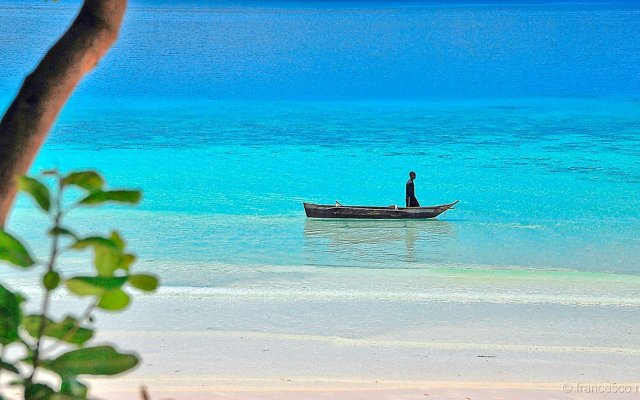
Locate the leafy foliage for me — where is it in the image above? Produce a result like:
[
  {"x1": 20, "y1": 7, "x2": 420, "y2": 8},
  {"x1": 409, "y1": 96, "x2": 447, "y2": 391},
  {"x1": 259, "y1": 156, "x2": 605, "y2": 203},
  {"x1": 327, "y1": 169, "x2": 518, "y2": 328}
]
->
[
  {"x1": 44, "y1": 345, "x2": 138, "y2": 377},
  {"x1": 0, "y1": 230, "x2": 35, "y2": 268},
  {"x1": 79, "y1": 190, "x2": 141, "y2": 206},
  {"x1": 0, "y1": 283, "x2": 20, "y2": 345},
  {"x1": 0, "y1": 170, "x2": 158, "y2": 399},
  {"x1": 22, "y1": 315, "x2": 93, "y2": 345},
  {"x1": 17, "y1": 176, "x2": 51, "y2": 212},
  {"x1": 61, "y1": 171, "x2": 104, "y2": 192}
]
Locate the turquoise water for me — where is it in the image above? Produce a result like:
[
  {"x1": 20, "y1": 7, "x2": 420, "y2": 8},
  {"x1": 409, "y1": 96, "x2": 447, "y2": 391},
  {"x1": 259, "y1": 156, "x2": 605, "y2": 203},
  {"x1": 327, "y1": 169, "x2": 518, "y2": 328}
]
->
[
  {"x1": 2, "y1": 1, "x2": 640, "y2": 283},
  {"x1": 7, "y1": 98, "x2": 640, "y2": 282}
]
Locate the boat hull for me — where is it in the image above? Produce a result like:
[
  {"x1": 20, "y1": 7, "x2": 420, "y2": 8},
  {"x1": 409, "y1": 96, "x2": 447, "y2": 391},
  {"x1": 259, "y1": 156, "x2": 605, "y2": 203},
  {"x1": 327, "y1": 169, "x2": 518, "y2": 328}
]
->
[{"x1": 303, "y1": 201, "x2": 458, "y2": 219}]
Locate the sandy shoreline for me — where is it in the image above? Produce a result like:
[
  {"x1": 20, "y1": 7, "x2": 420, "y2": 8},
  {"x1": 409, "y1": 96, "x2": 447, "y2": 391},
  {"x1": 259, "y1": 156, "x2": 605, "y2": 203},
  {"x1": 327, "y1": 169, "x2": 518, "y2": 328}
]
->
[
  {"x1": 89, "y1": 378, "x2": 640, "y2": 399},
  {"x1": 4, "y1": 270, "x2": 639, "y2": 399}
]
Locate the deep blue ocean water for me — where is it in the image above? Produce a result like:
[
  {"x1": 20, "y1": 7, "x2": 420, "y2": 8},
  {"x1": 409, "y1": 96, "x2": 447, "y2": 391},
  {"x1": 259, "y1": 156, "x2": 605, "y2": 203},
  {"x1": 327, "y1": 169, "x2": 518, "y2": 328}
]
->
[
  {"x1": 1, "y1": 1, "x2": 639, "y2": 285},
  {"x1": 3, "y1": 1, "x2": 640, "y2": 100}
]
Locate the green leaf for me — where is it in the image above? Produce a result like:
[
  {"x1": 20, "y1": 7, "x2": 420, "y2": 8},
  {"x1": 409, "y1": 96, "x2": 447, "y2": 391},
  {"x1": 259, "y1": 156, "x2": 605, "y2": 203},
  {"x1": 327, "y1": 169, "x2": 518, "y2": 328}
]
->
[
  {"x1": 43, "y1": 271, "x2": 61, "y2": 290},
  {"x1": 24, "y1": 383, "x2": 55, "y2": 400},
  {"x1": 21, "y1": 315, "x2": 43, "y2": 336},
  {"x1": 51, "y1": 317, "x2": 94, "y2": 346},
  {"x1": 72, "y1": 236, "x2": 132, "y2": 276},
  {"x1": 78, "y1": 190, "x2": 141, "y2": 206},
  {"x1": 14, "y1": 292, "x2": 26, "y2": 304},
  {"x1": 95, "y1": 251, "x2": 135, "y2": 276},
  {"x1": 128, "y1": 274, "x2": 158, "y2": 292},
  {"x1": 0, "y1": 359, "x2": 19, "y2": 374},
  {"x1": 98, "y1": 289, "x2": 130, "y2": 311},
  {"x1": 0, "y1": 283, "x2": 20, "y2": 345},
  {"x1": 60, "y1": 377, "x2": 88, "y2": 397},
  {"x1": 94, "y1": 245, "x2": 120, "y2": 277},
  {"x1": 62, "y1": 170, "x2": 104, "y2": 192},
  {"x1": 18, "y1": 176, "x2": 51, "y2": 212},
  {"x1": 22, "y1": 315, "x2": 93, "y2": 346},
  {"x1": 72, "y1": 236, "x2": 118, "y2": 251},
  {"x1": 0, "y1": 230, "x2": 35, "y2": 267},
  {"x1": 46, "y1": 346, "x2": 138, "y2": 377},
  {"x1": 48, "y1": 227, "x2": 78, "y2": 239},
  {"x1": 110, "y1": 231, "x2": 125, "y2": 251},
  {"x1": 66, "y1": 276, "x2": 128, "y2": 296},
  {"x1": 66, "y1": 280, "x2": 101, "y2": 296},
  {"x1": 117, "y1": 253, "x2": 136, "y2": 272}
]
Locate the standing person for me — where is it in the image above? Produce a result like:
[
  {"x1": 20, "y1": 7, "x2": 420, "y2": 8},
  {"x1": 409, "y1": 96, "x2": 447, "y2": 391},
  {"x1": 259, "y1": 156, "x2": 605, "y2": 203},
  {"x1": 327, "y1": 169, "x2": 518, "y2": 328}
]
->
[{"x1": 405, "y1": 171, "x2": 420, "y2": 207}]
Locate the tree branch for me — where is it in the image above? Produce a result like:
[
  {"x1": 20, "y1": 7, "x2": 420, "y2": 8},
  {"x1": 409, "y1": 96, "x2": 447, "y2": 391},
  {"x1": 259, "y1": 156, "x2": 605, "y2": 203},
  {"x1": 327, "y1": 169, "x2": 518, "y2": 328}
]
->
[{"x1": 0, "y1": 0, "x2": 127, "y2": 226}]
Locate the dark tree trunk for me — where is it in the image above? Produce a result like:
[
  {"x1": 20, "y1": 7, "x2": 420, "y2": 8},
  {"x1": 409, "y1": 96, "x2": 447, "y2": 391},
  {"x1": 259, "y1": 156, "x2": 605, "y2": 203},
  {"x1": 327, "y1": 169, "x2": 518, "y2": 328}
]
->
[{"x1": 0, "y1": 0, "x2": 127, "y2": 226}]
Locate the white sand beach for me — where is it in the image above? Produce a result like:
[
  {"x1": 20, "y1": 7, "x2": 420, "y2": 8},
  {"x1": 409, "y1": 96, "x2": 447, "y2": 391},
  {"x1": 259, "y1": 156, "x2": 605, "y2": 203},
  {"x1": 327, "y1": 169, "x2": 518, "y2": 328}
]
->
[{"x1": 25, "y1": 266, "x2": 638, "y2": 399}]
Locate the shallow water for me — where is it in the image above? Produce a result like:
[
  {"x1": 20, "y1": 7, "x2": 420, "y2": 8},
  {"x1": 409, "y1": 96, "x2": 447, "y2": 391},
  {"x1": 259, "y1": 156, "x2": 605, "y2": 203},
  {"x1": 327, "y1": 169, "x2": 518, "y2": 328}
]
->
[{"x1": 6, "y1": 99, "x2": 638, "y2": 278}]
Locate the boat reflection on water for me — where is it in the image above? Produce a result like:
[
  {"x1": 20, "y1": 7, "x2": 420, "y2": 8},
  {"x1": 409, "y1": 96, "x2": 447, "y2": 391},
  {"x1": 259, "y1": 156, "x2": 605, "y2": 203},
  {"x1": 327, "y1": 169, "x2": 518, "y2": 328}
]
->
[{"x1": 303, "y1": 218, "x2": 456, "y2": 267}]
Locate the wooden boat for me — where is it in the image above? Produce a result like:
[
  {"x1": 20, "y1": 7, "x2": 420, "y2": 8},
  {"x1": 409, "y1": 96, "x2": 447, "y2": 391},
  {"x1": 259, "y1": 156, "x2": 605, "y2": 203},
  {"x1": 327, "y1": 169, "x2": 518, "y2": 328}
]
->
[{"x1": 303, "y1": 200, "x2": 459, "y2": 219}]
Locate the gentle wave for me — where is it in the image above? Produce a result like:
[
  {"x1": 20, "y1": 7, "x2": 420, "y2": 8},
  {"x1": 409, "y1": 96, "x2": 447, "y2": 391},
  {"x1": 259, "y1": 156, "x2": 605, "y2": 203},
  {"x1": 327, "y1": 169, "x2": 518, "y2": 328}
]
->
[
  {"x1": 106, "y1": 329, "x2": 640, "y2": 355},
  {"x1": 8, "y1": 277, "x2": 638, "y2": 308},
  {"x1": 155, "y1": 286, "x2": 640, "y2": 307}
]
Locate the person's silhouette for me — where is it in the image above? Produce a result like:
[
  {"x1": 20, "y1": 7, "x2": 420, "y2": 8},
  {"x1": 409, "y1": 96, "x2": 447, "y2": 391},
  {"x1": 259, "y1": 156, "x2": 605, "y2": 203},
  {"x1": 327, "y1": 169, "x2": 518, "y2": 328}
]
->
[{"x1": 405, "y1": 171, "x2": 420, "y2": 207}]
